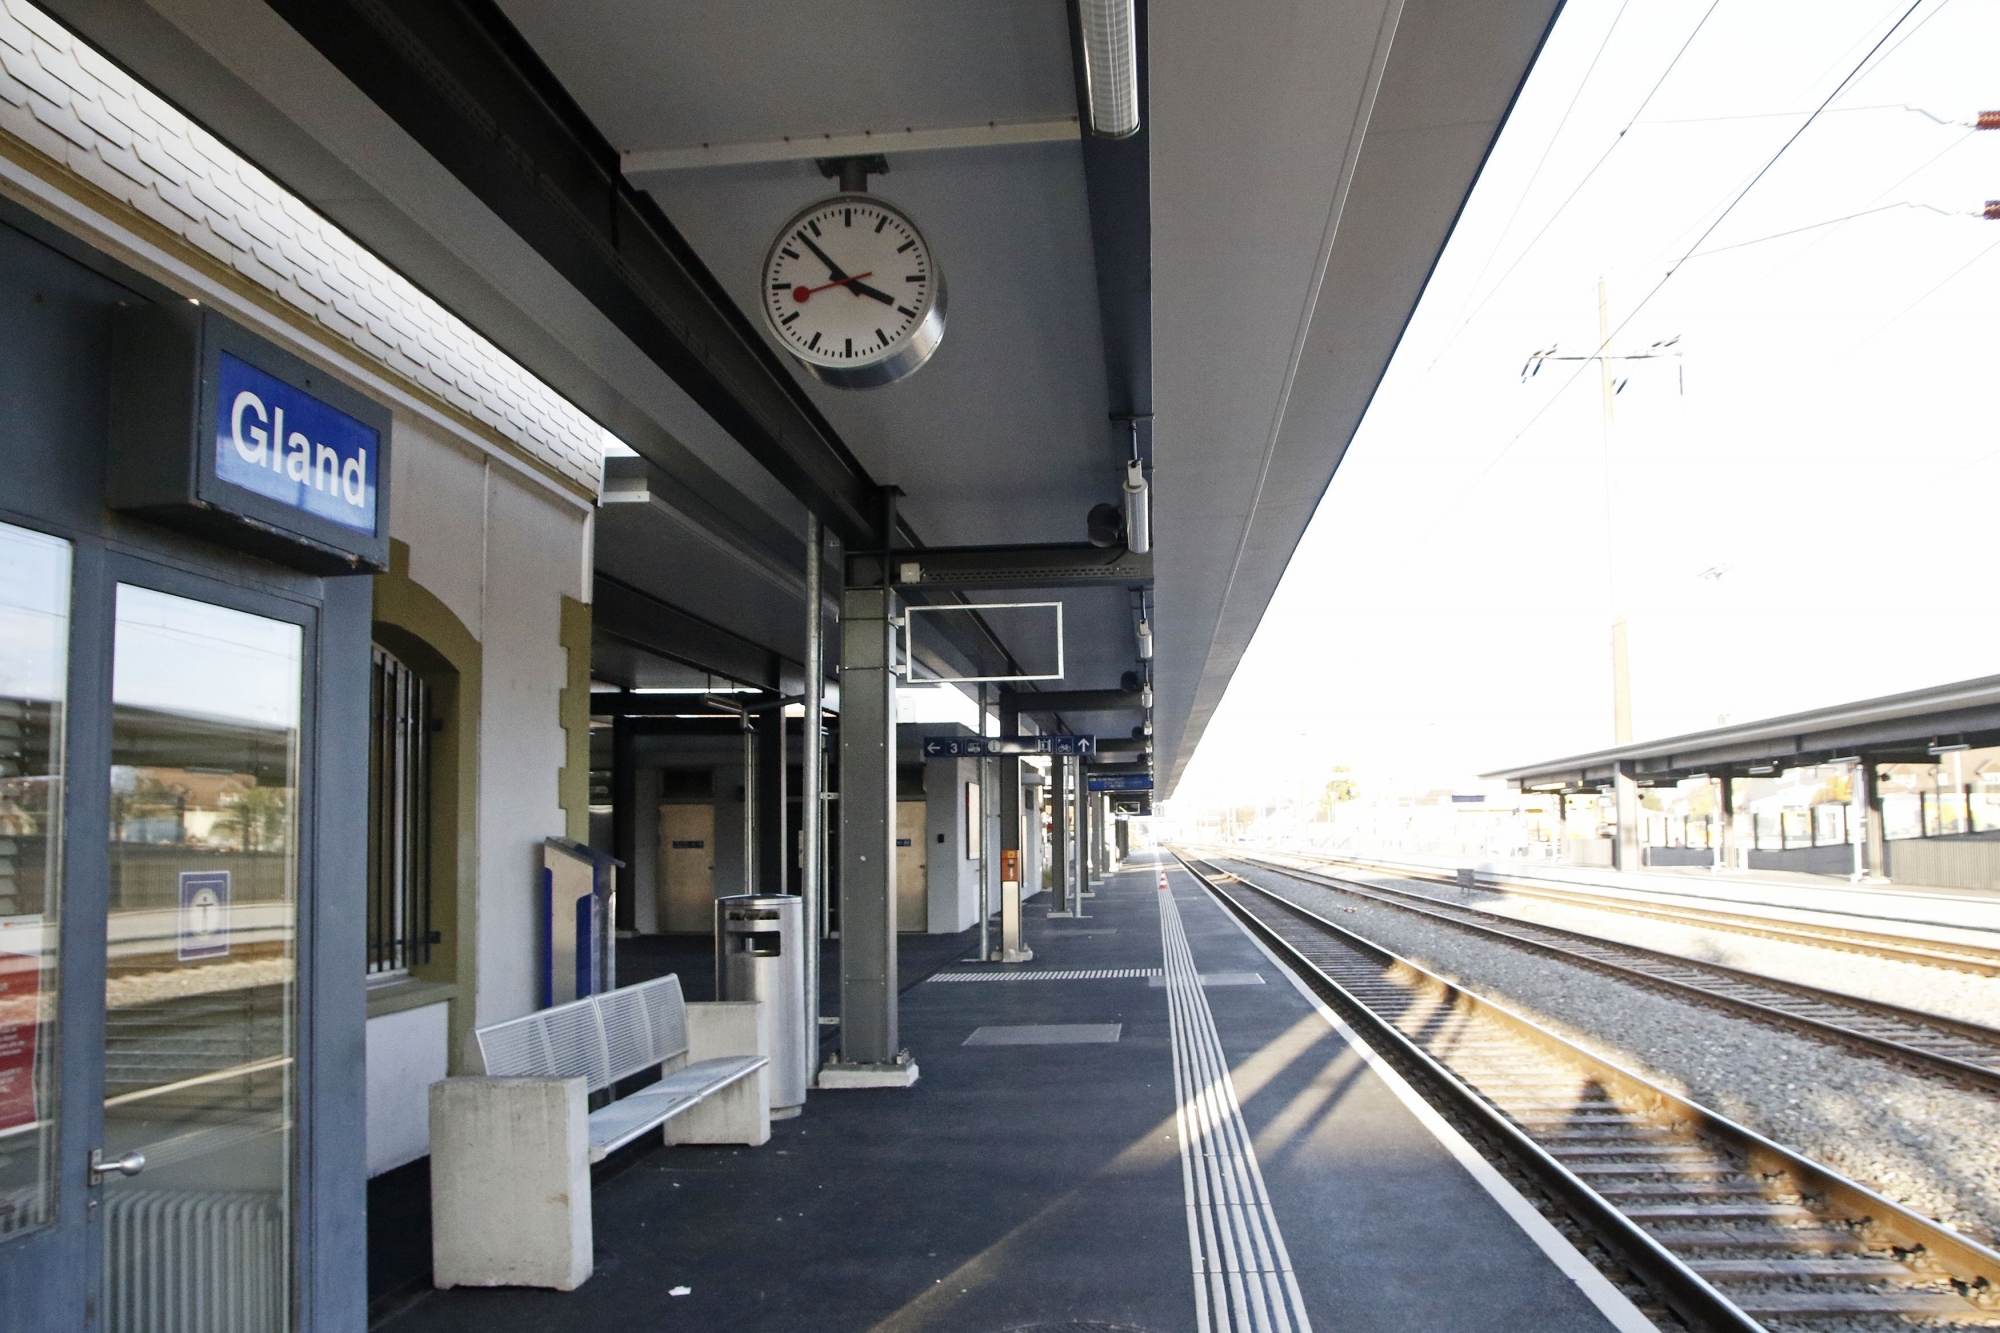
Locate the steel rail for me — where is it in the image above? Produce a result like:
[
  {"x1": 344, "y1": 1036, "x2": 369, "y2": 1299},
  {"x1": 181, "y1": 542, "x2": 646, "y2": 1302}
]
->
[
  {"x1": 1172, "y1": 852, "x2": 2000, "y2": 1332},
  {"x1": 1278, "y1": 848, "x2": 2000, "y2": 977},
  {"x1": 1211, "y1": 851, "x2": 2000, "y2": 1095}
]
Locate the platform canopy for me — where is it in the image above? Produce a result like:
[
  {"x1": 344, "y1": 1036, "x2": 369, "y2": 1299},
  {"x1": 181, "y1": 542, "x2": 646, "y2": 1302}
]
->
[
  {"x1": 1487, "y1": 674, "x2": 2000, "y2": 792},
  {"x1": 57, "y1": 0, "x2": 1561, "y2": 792}
]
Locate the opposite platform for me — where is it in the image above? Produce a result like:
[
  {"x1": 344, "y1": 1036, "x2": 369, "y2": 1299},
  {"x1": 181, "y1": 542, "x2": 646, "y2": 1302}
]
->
[{"x1": 381, "y1": 851, "x2": 1652, "y2": 1332}]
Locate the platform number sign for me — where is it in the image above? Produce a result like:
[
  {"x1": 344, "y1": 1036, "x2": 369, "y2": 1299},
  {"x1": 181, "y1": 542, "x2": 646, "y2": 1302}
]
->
[{"x1": 178, "y1": 871, "x2": 231, "y2": 961}]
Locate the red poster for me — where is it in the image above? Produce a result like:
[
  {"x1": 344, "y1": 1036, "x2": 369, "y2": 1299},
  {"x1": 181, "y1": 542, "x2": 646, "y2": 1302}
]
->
[{"x1": 0, "y1": 943, "x2": 41, "y2": 1133}]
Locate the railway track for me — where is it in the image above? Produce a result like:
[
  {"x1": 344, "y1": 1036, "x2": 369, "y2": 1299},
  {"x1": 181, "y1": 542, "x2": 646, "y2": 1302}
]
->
[
  {"x1": 1258, "y1": 848, "x2": 2000, "y2": 977},
  {"x1": 1173, "y1": 852, "x2": 2000, "y2": 1333},
  {"x1": 1202, "y1": 851, "x2": 2000, "y2": 1095}
]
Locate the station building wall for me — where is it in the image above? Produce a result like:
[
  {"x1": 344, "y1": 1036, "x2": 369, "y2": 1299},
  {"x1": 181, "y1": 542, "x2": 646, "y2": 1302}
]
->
[
  {"x1": 0, "y1": 0, "x2": 602, "y2": 1210},
  {"x1": 365, "y1": 417, "x2": 591, "y2": 1176}
]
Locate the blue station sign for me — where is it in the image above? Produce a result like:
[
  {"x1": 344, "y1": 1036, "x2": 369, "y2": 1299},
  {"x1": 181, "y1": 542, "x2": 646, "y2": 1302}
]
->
[
  {"x1": 215, "y1": 352, "x2": 380, "y2": 535},
  {"x1": 109, "y1": 304, "x2": 393, "y2": 573},
  {"x1": 1088, "y1": 774, "x2": 1154, "y2": 792},
  {"x1": 922, "y1": 735, "x2": 1095, "y2": 758}
]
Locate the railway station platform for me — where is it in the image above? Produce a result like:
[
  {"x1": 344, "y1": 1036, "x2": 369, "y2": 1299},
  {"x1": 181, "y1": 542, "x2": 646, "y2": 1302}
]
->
[
  {"x1": 1294, "y1": 849, "x2": 2000, "y2": 943},
  {"x1": 377, "y1": 851, "x2": 1646, "y2": 1333}
]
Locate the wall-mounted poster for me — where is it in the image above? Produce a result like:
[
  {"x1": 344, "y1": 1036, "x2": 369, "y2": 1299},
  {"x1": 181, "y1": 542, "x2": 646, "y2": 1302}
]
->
[
  {"x1": 177, "y1": 870, "x2": 232, "y2": 961},
  {"x1": 0, "y1": 919, "x2": 42, "y2": 1133}
]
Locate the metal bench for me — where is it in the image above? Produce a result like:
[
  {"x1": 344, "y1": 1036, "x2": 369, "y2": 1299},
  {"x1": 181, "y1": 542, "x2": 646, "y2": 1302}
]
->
[{"x1": 430, "y1": 975, "x2": 769, "y2": 1291}]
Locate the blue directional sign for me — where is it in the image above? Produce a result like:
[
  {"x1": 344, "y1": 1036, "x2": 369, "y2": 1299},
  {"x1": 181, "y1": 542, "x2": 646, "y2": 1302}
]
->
[
  {"x1": 922, "y1": 735, "x2": 1094, "y2": 758},
  {"x1": 1088, "y1": 774, "x2": 1154, "y2": 792},
  {"x1": 215, "y1": 352, "x2": 381, "y2": 535}
]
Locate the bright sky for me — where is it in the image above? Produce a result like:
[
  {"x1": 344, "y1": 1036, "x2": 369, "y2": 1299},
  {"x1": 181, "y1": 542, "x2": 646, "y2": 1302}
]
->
[{"x1": 1172, "y1": 0, "x2": 2000, "y2": 810}]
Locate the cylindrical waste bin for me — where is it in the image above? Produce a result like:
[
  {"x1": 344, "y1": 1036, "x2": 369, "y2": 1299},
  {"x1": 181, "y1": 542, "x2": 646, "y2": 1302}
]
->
[{"x1": 714, "y1": 894, "x2": 806, "y2": 1116}]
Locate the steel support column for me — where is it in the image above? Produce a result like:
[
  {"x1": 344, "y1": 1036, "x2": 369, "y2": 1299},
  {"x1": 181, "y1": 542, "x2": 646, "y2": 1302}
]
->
[
  {"x1": 1052, "y1": 756, "x2": 1073, "y2": 915},
  {"x1": 1613, "y1": 763, "x2": 1641, "y2": 873},
  {"x1": 1857, "y1": 760, "x2": 1886, "y2": 881},
  {"x1": 801, "y1": 516, "x2": 825, "y2": 1083},
  {"x1": 1079, "y1": 774, "x2": 1094, "y2": 898},
  {"x1": 833, "y1": 586, "x2": 904, "y2": 1074},
  {"x1": 998, "y1": 694, "x2": 1021, "y2": 930},
  {"x1": 1715, "y1": 775, "x2": 1735, "y2": 872},
  {"x1": 756, "y1": 688, "x2": 786, "y2": 894},
  {"x1": 611, "y1": 712, "x2": 636, "y2": 931}
]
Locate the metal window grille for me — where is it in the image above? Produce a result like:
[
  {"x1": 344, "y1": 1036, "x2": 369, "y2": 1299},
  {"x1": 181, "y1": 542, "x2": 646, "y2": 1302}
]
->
[{"x1": 368, "y1": 645, "x2": 433, "y2": 976}]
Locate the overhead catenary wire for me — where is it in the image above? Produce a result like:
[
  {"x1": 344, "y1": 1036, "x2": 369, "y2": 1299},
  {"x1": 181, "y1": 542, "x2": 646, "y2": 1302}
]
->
[
  {"x1": 1436, "y1": 0, "x2": 1635, "y2": 362},
  {"x1": 1623, "y1": 0, "x2": 1956, "y2": 281},
  {"x1": 1686, "y1": 200, "x2": 1963, "y2": 257},
  {"x1": 1423, "y1": 0, "x2": 1727, "y2": 375},
  {"x1": 1443, "y1": 0, "x2": 1934, "y2": 513}
]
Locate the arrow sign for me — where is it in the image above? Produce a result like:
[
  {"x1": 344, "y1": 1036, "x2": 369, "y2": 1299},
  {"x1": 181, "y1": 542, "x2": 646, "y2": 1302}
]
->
[{"x1": 922, "y1": 735, "x2": 1094, "y2": 758}]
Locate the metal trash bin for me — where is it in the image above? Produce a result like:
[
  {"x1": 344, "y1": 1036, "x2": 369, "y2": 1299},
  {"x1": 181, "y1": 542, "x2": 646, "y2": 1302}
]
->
[{"x1": 714, "y1": 894, "x2": 806, "y2": 1117}]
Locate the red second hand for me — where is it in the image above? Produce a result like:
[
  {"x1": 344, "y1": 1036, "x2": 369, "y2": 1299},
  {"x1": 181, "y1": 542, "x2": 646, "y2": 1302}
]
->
[{"x1": 792, "y1": 272, "x2": 874, "y2": 303}]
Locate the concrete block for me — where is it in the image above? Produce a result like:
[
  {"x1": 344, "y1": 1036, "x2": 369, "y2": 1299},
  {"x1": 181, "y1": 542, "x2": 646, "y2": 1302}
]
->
[
  {"x1": 666, "y1": 1002, "x2": 769, "y2": 1146},
  {"x1": 660, "y1": 1069, "x2": 770, "y2": 1147},
  {"x1": 685, "y1": 1000, "x2": 764, "y2": 1063},
  {"x1": 429, "y1": 1076, "x2": 592, "y2": 1292}
]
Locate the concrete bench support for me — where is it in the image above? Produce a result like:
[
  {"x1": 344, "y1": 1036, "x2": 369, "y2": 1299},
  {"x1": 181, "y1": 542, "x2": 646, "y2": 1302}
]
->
[
  {"x1": 429, "y1": 977, "x2": 770, "y2": 1290},
  {"x1": 663, "y1": 1001, "x2": 769, "y2": 1147},
  {"x1": 430, "y1": 1076, "x2": 593, "y2": 1292}
]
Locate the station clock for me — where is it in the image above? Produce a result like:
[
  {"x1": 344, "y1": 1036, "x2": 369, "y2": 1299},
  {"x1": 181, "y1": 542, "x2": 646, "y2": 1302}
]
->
[{"x1": 760, "y1": 193, "x2": 946, "y2": 389}]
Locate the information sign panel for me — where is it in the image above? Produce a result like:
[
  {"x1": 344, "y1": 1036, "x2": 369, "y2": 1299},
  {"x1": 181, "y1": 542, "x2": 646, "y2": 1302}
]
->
[
  {"x1": 177, "y1": 870, "x2": 232, "y2": 961},
  {"x1": 922, "y1": 735, "x2": 1094, "y2": 758}
]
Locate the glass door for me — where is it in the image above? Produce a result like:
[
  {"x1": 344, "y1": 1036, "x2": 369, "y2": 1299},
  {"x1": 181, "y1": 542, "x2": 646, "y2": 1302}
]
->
[
  {"x1": 0, "y1": 523, "x2": 70, "y2": 1248},
  {"x1": 99, "y1": 583, "x2": 304, "y2": 1333}
]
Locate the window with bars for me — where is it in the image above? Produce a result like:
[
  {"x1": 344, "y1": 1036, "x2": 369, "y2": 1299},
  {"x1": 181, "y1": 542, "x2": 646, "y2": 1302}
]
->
[{"x1": 368, "y1": 644, "x2": 435, "y2": 977}]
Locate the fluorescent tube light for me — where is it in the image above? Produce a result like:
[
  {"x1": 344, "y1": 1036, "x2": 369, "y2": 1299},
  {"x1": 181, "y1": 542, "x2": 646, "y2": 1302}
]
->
[
  {"x1": 1079, "y1": 0, "x2": 1139, "y2": 138},
  {"x1": 1122, "y1": 460, "x2": 1150, "y2": 554}
]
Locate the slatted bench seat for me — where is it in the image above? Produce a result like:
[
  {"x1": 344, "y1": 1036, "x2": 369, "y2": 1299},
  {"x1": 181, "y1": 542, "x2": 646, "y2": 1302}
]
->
[{"x1": 430, "y1": 975, "x2": 768, "y2": 1291}]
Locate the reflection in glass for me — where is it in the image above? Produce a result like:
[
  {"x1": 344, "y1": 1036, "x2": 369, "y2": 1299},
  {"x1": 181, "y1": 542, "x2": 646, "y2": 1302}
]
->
[
  {"x1": 104, "y1": 585, "x2": 300, "y2": 1333},
  {"x1": 0, "y1": 522, "x2": 69, "y2": 1242}
]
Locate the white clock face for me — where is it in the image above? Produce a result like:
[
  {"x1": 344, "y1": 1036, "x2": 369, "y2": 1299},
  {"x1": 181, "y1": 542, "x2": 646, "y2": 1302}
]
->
[{"x1": 760, "y1": 194, "x2": 947, "y2": 389}]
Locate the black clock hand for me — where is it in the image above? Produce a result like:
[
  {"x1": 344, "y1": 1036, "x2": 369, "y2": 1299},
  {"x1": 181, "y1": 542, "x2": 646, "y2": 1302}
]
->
[
  {"x1": 797, "y1": 233, "x2": 849, "y2": 282},
  {"x1": 796, "y1": 232, "x2": 894, "y2": 303}
]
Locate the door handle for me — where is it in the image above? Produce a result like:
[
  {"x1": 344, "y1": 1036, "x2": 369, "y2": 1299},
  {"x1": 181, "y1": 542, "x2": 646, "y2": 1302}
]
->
[{"x1": 89, "y1": 1148, "x2": 146, "y2": 1184}]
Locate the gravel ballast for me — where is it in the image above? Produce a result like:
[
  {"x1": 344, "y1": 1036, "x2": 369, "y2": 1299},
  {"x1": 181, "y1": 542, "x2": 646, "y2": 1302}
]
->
[
  {"x1": 1213, "y1": 857, "x2": 2000, "y2": 1249},
  {"x1": 1347, "y1": 866, "x2": 2000, "y2": 1028}
]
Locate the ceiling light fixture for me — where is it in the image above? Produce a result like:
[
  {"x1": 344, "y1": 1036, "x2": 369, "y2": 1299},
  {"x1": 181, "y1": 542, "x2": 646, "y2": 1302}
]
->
[
  {"x1": 1122, "y1": 460, "x2": 1150, "y2": 554},
  {"x1": 1079, "y1": 0, "x2": 1140, "y2": 138},
  {"x1": 630, "y1": 686, "x2": 761, "y2": 695}
]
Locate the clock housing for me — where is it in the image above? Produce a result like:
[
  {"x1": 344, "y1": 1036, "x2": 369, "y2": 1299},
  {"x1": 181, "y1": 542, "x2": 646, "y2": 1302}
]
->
[{"x1": 760, "y1": 193, "x2": 946, "y2": 389}]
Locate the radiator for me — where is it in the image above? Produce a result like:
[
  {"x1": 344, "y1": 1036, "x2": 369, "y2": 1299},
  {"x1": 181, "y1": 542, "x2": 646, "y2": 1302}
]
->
[{"x1": 103, "y1": 1189, "x2": 286, "y2": 1333}]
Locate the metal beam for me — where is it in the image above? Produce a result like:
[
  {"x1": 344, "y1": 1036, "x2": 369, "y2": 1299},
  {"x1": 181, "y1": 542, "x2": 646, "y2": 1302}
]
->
[
  {"x1": 590, "y1": 692, "x2": 768, "y2": 718},
  {"x1": 1004, "y1": 689, "x2": 1144, "y2": 714},
  {"x1": 623, "y1": 119, "x2": 1080, "y2": 173},
  {"x1": 592, "y1": 574, "x2": 783, "y2": 690},
  {"x1": 849, "y1": 544, "x2": 1151, "y2": 590},
  {"x1": 262, "y1": 0, "x2": 888, "y2": 547}
]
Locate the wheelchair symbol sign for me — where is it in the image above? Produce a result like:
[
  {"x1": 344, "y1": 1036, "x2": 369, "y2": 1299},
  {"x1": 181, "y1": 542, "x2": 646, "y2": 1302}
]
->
[{"x1": 178, "y1": 871, "x2": 231, "y2": 960}]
